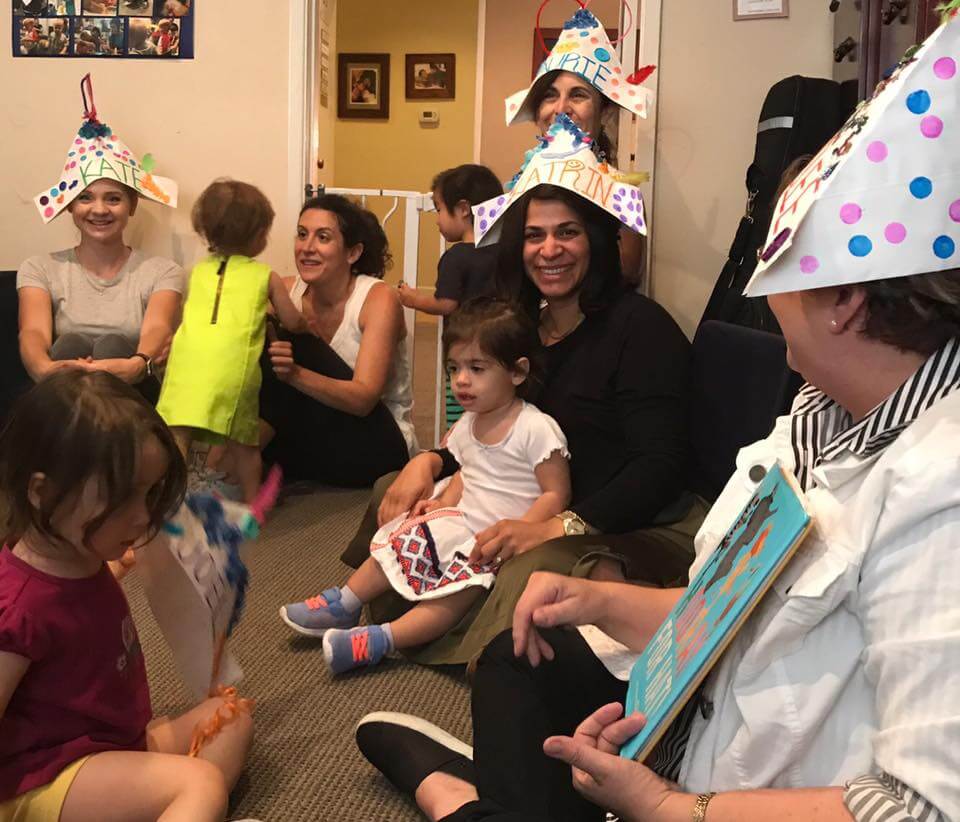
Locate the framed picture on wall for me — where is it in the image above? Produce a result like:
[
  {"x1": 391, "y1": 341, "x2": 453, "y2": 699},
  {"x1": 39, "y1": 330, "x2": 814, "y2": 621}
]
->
[
  {"x1": 338, "y1": 52, "x2": 390, "y2": 119},
  {"x1": 405, "y1": 53, "x2": 455, "y2": 99},
  {"x1": 732, "y1": 0, "x2": 789, "y2": 21},
  {"x1": 532, "y1": 27, "x2": 618, "y2": 78}
]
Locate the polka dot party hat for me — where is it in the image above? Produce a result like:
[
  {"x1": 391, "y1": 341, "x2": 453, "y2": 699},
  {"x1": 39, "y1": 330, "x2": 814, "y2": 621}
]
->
[
  {"x1": 504, "y1": 2, "x2": 654, "y2": 126},
  {"x1": 472, "y1": 113, "x2": 646, "y2": 247},
  {"x1": 35, "y1": 74, "x2": 178, "y2": 225},
  {"x1": 746, "y1": 7, "x2": 960, "y2": 297}
]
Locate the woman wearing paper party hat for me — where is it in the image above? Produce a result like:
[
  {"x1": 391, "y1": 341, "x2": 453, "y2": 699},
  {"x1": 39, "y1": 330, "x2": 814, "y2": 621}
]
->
[
  {"x1": 342, "y1": 113, "x2": 694, "y2": 670},
  {"x1": 356, "y1": 9, "x2": 960, "y2": 821},
  {"x1": 505, "y1": 3, "x2": 656, "y2": 285},
  {"x1": 16, "y1": 75, "x2": 184, "y2": 399}
]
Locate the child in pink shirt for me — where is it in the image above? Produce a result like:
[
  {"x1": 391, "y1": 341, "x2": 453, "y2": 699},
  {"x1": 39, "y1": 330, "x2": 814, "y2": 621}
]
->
[{"x1": 0, "y1": 371, "x2": 254, "y2": 822}]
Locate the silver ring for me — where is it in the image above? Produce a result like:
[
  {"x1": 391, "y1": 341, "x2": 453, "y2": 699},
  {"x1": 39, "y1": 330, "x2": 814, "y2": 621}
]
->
[{"x1": 494, "y1": 555, "x2": 502, "y2": 564}]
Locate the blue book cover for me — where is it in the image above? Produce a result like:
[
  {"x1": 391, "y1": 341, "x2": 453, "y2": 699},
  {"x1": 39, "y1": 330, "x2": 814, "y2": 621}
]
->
[{"x1": 620, "y1": 460, "x2": 811, "y2": 762}]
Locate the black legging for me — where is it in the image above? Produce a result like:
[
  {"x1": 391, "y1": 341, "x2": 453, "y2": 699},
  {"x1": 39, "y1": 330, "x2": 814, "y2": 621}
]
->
[
  {"x1": 258, "y1": 331, "x2": 409, "y2": 487},
  {"x1": 441, "y1": 628, "x2": 627, "y2": 822}
]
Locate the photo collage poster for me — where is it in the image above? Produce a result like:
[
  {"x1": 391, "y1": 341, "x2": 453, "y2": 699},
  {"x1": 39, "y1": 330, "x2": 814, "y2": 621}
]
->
[{"x1": 13, "y1": 0, "x2": 195, "y2": 59}]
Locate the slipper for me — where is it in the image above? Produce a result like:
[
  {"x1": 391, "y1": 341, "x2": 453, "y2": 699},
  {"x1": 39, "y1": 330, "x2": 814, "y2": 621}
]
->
[{"x1": 355, "y1": 711, "x2": 474, "y2": 798}]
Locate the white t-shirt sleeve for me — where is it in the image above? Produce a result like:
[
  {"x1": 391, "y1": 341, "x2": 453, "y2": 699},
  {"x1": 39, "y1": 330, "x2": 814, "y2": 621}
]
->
[
  {"x1": 16, "y1": 256, "x2": 51, "y2": 293},
  {"x1": 521, "y1": 406, "x2": 570, "y2": 467},
  {"x1": 443, "y1": 414, "x2": 470, "y2": 466}
]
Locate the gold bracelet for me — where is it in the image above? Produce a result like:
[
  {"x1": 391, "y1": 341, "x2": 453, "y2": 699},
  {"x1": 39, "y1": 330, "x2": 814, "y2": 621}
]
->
[{"x1": 692, "y1": 792, "x2": 716, "y2": 822}]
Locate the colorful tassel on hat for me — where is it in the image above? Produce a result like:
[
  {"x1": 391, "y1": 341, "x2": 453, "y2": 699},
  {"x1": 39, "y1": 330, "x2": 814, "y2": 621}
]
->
[{"x1": 937, "y1": 0, "x2": 960, "y2": 21}]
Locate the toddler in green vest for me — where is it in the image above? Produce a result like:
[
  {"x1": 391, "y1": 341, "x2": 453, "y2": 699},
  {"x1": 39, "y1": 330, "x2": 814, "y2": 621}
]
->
[{"x1": 157, "y1": 179, "x2": 305, "y2": 501}]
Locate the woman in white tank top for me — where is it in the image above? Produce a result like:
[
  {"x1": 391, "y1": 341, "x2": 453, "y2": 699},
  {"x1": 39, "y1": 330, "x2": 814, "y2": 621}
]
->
[{"x1": 259, "y1": 195, "x2": 417, "y2": 487}]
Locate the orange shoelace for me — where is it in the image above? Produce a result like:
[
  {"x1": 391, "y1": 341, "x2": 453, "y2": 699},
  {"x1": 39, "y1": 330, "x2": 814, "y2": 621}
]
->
[
  {"x1": 188, "y1": 686, "x2": 256, "y2": 757},
  {"x1": 351, "y1": 630, "x2": 370, "y2": 662}
]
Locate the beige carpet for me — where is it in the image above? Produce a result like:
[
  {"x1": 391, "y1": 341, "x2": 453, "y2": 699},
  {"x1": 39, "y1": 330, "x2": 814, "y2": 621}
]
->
[{"x1": 124, "y1": 486, "x2": 472, "y2": 822}]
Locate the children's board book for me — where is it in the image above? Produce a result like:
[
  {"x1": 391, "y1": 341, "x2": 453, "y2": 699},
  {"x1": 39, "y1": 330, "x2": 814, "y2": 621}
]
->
[{"x1": 620, "y1": 460, "x2": 812, "y2": 762}]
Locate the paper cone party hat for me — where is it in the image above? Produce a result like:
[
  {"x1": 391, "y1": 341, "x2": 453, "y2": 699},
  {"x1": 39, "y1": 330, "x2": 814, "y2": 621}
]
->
[
  {"x1": 35, "y1": 74, "x2": 178, "y2": 224},
  {"x1": 505, "y1": 4, "x2": 654, "y2": 126},
  {"x1": 746, "y1": 7, "x2": 960, "y2": 297},
  {"x1": 473, "y1": 113, "x2": 646, "y2": 246}
]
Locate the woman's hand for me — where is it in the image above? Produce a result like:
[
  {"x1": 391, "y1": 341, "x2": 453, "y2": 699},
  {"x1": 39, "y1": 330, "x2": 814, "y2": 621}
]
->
[
  {"x1": 42, "y1": 358, "x2": 91, "y2": 378},
  {"x1": 84, "y1": 357, "x2": 147, "y2": 384},
  {"x1": 268, "y1": 340, "x2": 300, "y2": 383},
  {"x1": 544, "y1": 703, "x2": 686, "y2": 821},
  {"x1": 377, "y1": 452, "x2": 440, "y2": 526},
  {"x1": 512, "y1": 571, "x2": 608, "y2": 666},
  {"x1": 468, "y1": 517, "x2": 563, "y2": 566},
  {"x1": 410, "y1": 498, "x2": 442, "y2": 518}
]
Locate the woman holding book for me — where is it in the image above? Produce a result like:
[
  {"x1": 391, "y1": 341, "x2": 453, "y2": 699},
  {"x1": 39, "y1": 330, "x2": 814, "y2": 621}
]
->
[{"x1": 353, "y1": 13, "x2": 960, "y2": 821}]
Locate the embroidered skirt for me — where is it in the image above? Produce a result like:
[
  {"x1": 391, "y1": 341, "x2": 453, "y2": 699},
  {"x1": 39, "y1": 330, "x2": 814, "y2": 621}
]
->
[{"x1": 370, "y1": 508, "x2": 498, "y2": 601}]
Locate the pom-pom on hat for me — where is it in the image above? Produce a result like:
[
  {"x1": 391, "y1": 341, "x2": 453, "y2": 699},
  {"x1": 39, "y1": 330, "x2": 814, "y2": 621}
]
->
[
  {"x1": 35, "y1": 74, "x2": 178, "y2": 224},
  {"x1": 505, "y1": 1, "x2": 654, "y2": 126},
  {"x1": 472, "y1": 113, "x2": 646, "y2": 247},
  {"x1": 746, "y1": 5, "x2": 960, "y2": 297}
]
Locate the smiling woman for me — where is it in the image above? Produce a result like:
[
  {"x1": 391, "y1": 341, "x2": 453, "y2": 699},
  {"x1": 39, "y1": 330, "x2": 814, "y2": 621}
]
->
[
  {"x1": 16, "y1": 178, "x2": 185, "y2": 400},
  {"x1": 255, "y1": 194, "x2": 417, "y2": 488},
  {"x1": 345, "y1": 183, "x2": 697, "y2": 668}
]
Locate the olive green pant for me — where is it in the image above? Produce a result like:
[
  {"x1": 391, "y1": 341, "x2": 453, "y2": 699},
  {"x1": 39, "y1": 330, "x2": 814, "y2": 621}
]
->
[{"x1": 340, "y1": 473, "x2": 707, "y2": 666}]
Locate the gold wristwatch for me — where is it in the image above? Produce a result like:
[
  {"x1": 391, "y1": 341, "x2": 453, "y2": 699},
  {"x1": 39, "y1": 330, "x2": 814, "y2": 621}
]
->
[
  {"x1": 556, "y1": 510, "x2": 587, "y2": 536},
  {"x1": 692, "y1": 792, "x2": 716, "y2": 822}
]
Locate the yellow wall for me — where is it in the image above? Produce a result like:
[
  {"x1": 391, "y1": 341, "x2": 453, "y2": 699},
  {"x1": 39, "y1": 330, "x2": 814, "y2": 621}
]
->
[
  {"x1": 651, "y1": 5, "x2": 835, "y2": 335},
  {"x1": 1, "y1": 1, "x2": 301, "y2": 277},
  {"x1": 333, "y1": 0, "x2": 479, "y2": 287}
]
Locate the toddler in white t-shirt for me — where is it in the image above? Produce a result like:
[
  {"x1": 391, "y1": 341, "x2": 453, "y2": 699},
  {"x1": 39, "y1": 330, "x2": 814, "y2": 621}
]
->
[{"x1": 280, "y1": 298, "x2": 571, "y2": 674}]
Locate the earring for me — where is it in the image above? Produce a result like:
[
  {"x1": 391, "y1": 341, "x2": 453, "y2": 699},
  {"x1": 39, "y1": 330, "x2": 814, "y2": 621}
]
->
[{"x1": 830, "y1": 320, "x2": 839, "y2": 329}]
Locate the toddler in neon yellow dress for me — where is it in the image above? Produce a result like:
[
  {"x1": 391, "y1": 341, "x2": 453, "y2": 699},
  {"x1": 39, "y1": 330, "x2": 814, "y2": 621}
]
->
[{"x1": 157, "y1": 179, "x2": 305, "y2": 501}]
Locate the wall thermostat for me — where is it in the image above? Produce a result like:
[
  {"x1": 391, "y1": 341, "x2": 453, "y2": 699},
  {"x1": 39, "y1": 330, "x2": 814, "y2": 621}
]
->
[{"x1": 419, "y1": 110, "x2": 439, "y2": 124}]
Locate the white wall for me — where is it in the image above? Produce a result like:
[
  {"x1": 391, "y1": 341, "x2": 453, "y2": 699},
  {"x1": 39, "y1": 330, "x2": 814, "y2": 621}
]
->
[
  {"x1": 651, "y1": 5, "x2": 836, "y2": 335},
  {"x1": 2, "y1": 1, "x2": 301, "y2": 276}
]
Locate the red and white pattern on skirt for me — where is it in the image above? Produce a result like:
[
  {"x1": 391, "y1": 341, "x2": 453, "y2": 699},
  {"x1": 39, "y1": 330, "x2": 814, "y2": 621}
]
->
[{"x1": 370, "y1": 507, "x2": 499, "y2": 601}]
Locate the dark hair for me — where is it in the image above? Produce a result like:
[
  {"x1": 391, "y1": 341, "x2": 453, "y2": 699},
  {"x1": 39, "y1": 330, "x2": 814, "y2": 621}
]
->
[
  {"x1": 775, "y1": 154, "x2": 814, "y2": 201},
  {"x1": 527, "y1": 71, "x2": 619, "y2": 163},
  {"x1": 0, "y1": 371, "x2": 186, "y2": 550},
  {"x1": 431, "y1": 164, "x2": 504, "y2": 224},
  {"x1": 775, "y1": 157, "x2": 960, "y2": 354},
  {"x1": 858, "y1": 270, "x2": 960, "y2": 355},
  {"x1": 192, "y1": 178, "x2": 275, "y2": 258},
  {"x1": 493, "y1": 184, "x2": 626, "y2": 322},
  {"x1": 299, "y1": 193, "x2": 392, "y2": 278},
  {"x1": 442, "y1": 297, "x2": 541, "y2": 399}
]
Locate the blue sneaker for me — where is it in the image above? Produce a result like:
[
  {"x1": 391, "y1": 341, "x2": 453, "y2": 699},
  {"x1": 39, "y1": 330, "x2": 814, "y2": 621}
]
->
[
  {"x1": 323, "y1": 625, "x2": 391, "y2": 674},
  {"x1": 279, "y1": 587, "x2": 360, "y2": 638}
]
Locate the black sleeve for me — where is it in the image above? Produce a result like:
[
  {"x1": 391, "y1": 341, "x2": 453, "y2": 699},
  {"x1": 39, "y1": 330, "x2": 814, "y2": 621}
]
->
[
  {"x1": 433, "y1": 246, "x2": 467, "y2": 302},
  {"x1": 429, "y1": 447, "x2": 461, "y2": 480},
  {"x1": 573, "y1": 302, "x2": 691, "y2": 533}
]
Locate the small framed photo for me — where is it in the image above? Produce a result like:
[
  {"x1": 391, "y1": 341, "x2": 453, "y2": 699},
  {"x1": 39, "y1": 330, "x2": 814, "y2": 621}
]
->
[
  {"x1": 17, "y1": 16, "x2": 71, "y2": 56},
  {"x1": 127, "y1": 16, "x2": 180, "y2": 56},
  {"x1": 119, "y1": 0, "x2": 153, "y2": 15},
  {"x1": 16, "y1": 1, "x2": 74, "y2": 12},
  {"x1": 72, "y1": 15, "x2": 125, "y2": 55},
  {"x1": 152, "y1": 0, "x2": 191, "y2": 16},
  {"x1": 405, "y1": 53, "x2": 455, "y2": 100},
  {"x1": 81, "y1": 0, "x2": 118, "y2": 15},
  {"x1": 338, "y1": 52, "x2": 390, "y2": 119},
  {"x1": 733, "y1": 0, "x2": 789, "y2": 20}
]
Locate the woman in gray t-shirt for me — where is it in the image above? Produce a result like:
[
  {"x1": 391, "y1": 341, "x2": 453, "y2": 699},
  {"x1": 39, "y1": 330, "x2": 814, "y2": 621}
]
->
[{"x1": 17, "y1": 178, "x2": 185, "y2": 389}]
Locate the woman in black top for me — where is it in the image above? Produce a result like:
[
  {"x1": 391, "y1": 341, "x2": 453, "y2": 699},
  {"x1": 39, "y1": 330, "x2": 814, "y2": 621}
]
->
[{"x1": 341, "y1": 184, "x2": 698, "y2": 665}]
